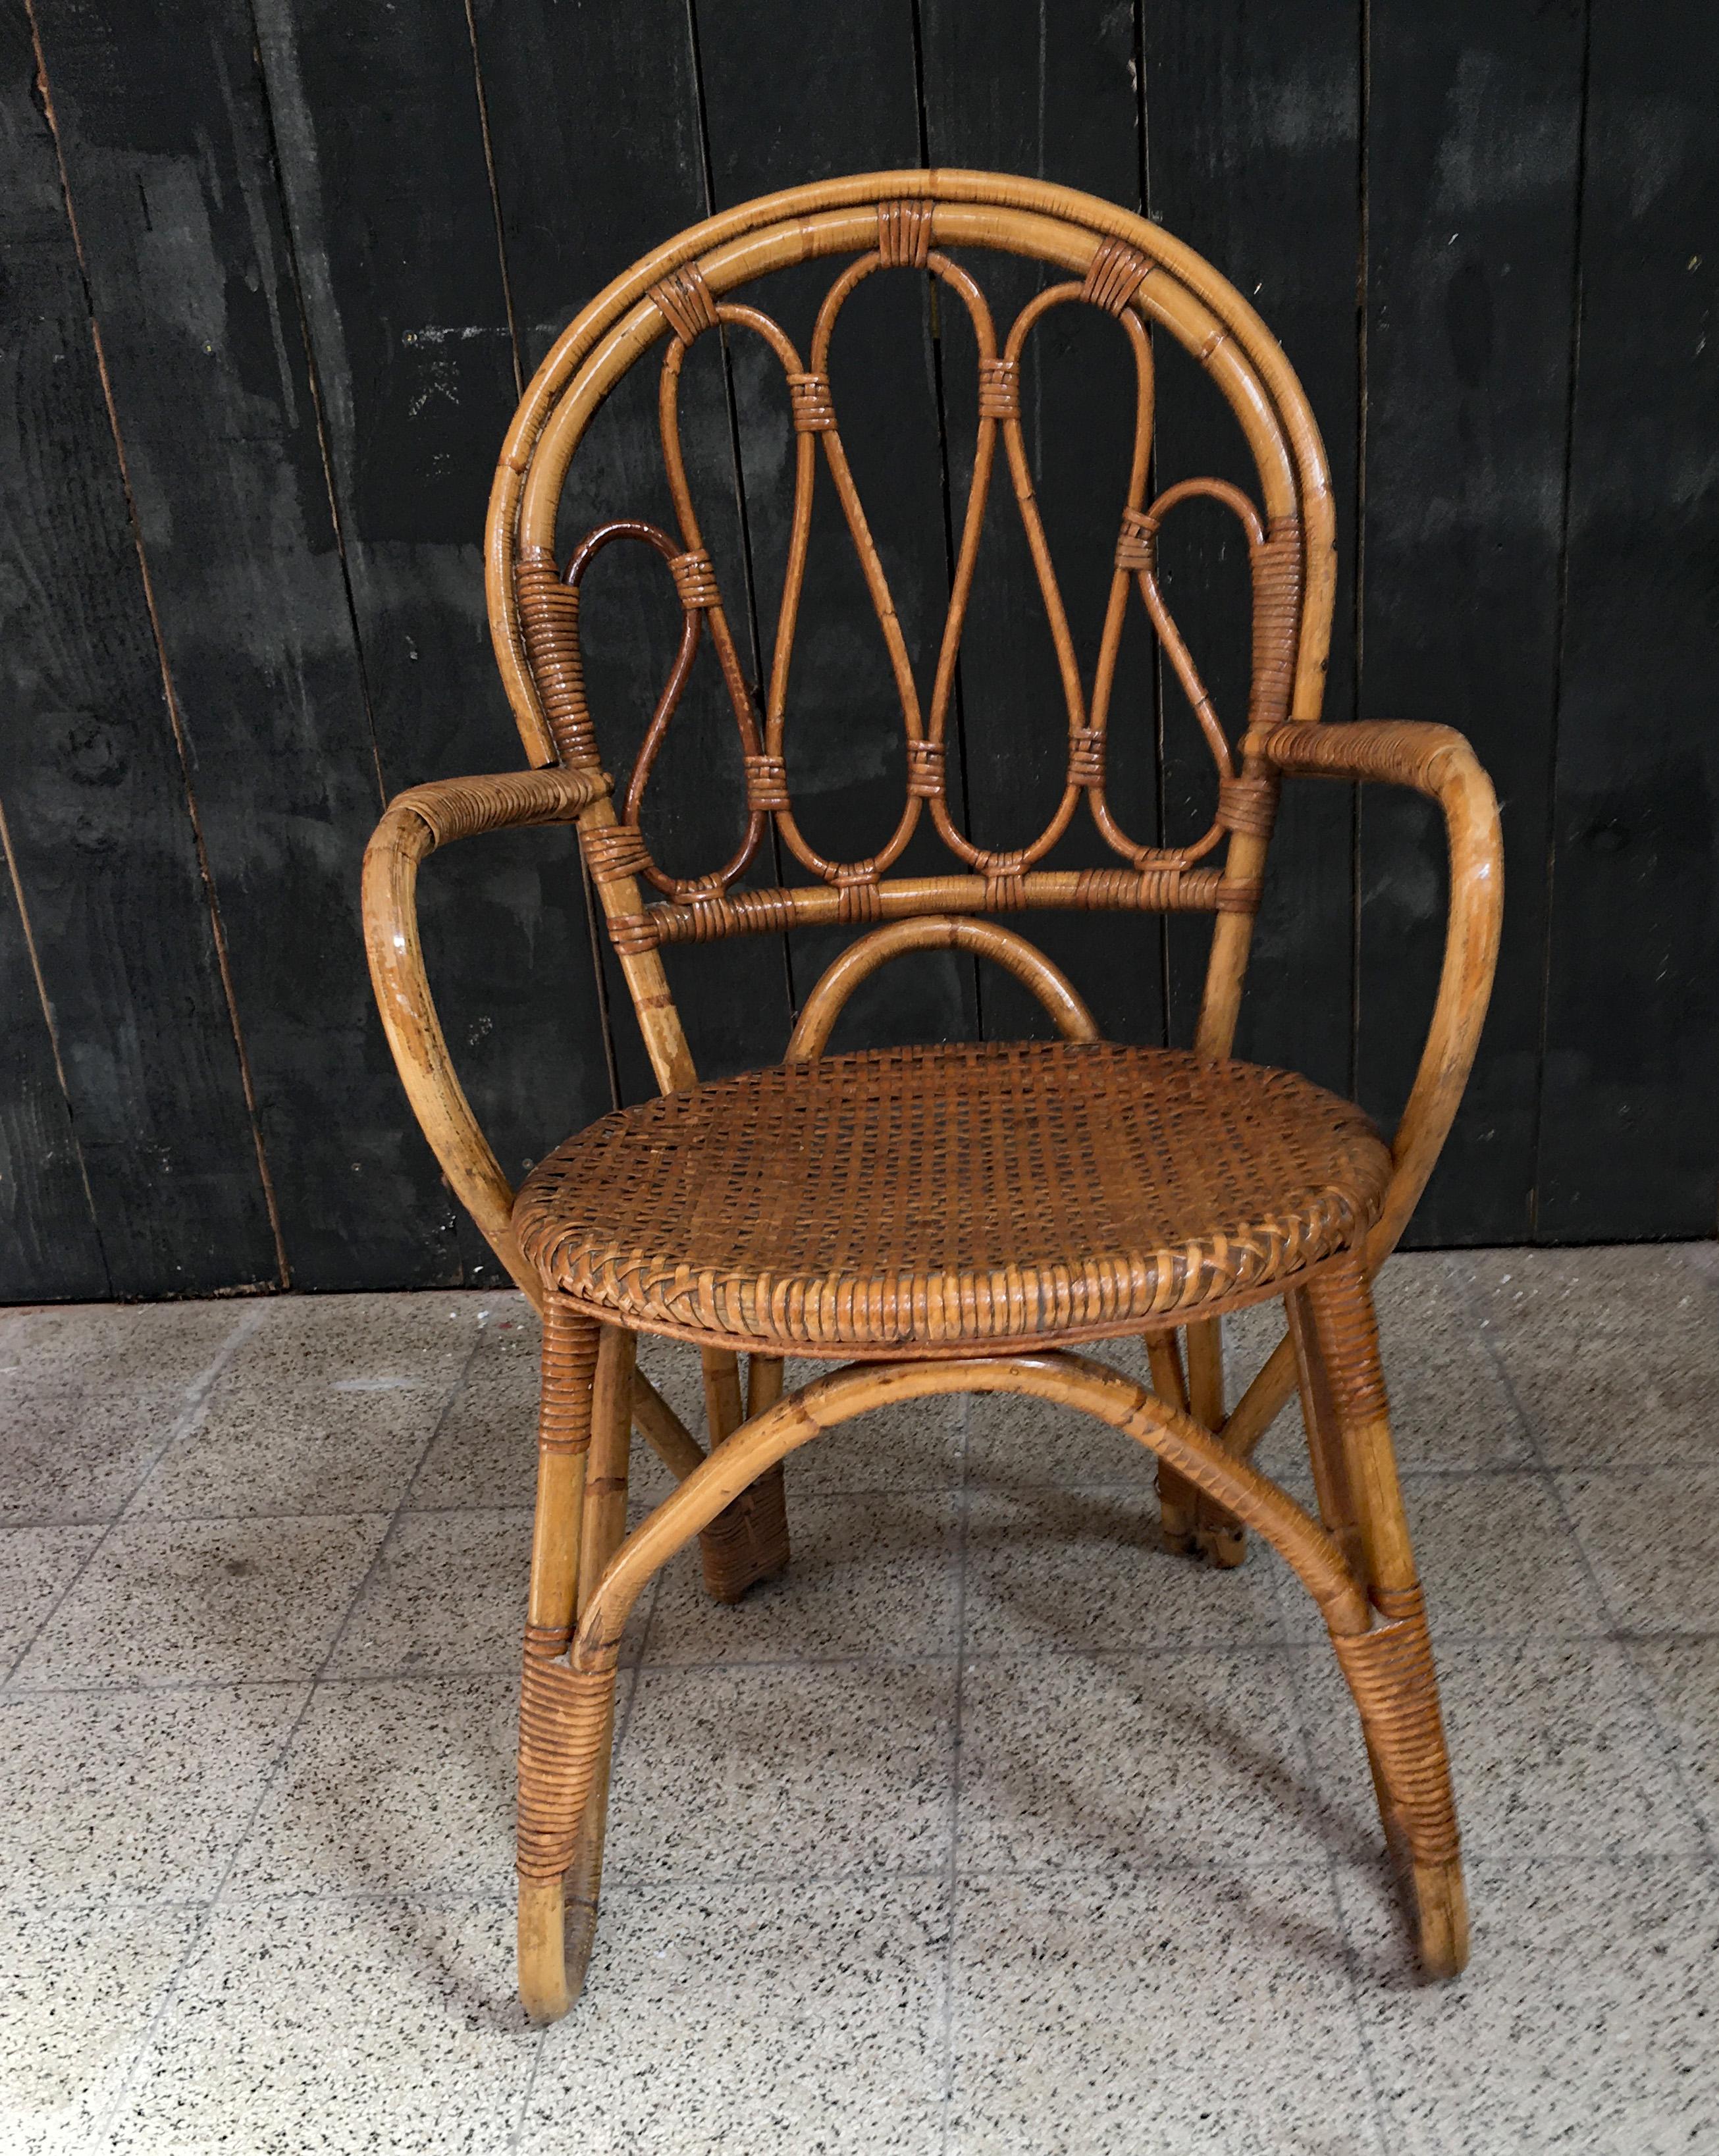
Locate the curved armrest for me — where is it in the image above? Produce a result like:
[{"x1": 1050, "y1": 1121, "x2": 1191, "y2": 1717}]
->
[
  {"x1": 1263, "y1": 722, "x2": 1503, "y2": 1262},
  {"x1": 1219, "y1": 721, "x2": 1502, "y2": 1458},
  {"x1": 361, "y1": 766, "x2": 607, "y2": 1305}
]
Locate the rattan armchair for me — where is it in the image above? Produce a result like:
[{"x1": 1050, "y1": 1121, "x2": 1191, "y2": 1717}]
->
[{"x1": 362, "y1": 171, "x2": 1502, "y2": 2022}]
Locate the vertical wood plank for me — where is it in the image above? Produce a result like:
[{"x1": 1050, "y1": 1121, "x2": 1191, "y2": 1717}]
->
[
  {"x1": 0, "y1": 833, "x2": 106, "y2": 1299},
  {"x1": 250, "y1": 0, "x2": 612, "y2": 1283},
  {"x1": 692, "y1": 0, "x2": 979, "y2": 1054},
  {"x1": 1144, "y1": 5, "x2": 1362, "y2": 1088},
  {"x1": 1537, "y1": 0, "x2": 1719, "y2": 1237},
  {"x1": 3, "y1": 0, "x2": 1712, "y2": 1295},
  {"x1": 28, "y1": 0, "x2": 454, "y2": 1289},
  {"x1": 1358, "y1": 1, "x2": 1585, "y2": 1246},
  {"x1": 472, "y1": 0, "x2": 791, "y2": 1095},
  {"x1": 2, "y1": 0, "x2": 276, "y2": 1294},
  {"x1": 917, "y1": 0, "x2": 1165, "y2": 1047}
]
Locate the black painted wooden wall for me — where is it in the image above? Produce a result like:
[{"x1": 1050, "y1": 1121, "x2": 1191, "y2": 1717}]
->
[{"x1": 2, "y1": 0, "x2": 1714, "y2": 1301}]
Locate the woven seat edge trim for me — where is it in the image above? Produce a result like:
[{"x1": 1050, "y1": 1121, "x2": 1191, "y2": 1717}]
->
[{"x1": 523, "y1": 1185, "x2": 1373, "y2": 1348}]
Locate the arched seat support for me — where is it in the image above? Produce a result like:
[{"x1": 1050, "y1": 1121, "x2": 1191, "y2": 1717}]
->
[
  {"x1": 786, "y1": 916, "x2": 1100, "y2": 1061},
  {"x1": 517, "y1": 1330, "x2": 1466, "y2": 2020}
]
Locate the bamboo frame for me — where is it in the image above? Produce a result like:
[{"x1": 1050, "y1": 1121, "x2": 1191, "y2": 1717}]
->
[
  {"x1": 516, "y1": 1328, "x2": 1464, "y2": 2019},
  {"x1": 357, "y1": 171, "x2": 1505, "y2": 2025},
  {"x1": 359, "y1": 767, "x2": 774, "y2": 1572}
]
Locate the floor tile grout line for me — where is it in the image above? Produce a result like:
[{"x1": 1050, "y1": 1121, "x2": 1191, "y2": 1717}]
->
[
  {"x1": 1449, "y1": 1256, "x2": 1719, "y2": 1876},
  {"x1": 24, "y1": 1836, "x2": 1719, "y2": 1918},
  {"x1": 14, "y1": 1845, "x2": 1710, "y2": 1930},
  {"x1": 1, "y1": 1301, "x2": 269, "y2": 1695},
  {"x1": 86, "y1": 1675, "x2": 331, "y2": 2147},
  {"x1": 309, "y1": 1319, "x2": 501, "y2": 1685},
  {"x1": 508, "y1": 1973, "x2": 550, "y2": 2144},
  {"x1": 37, "y1": 1452, "x2": 1719, "y2": 1537},
  {"x1": 936, "y1": 1390, "x2": 973, "y2": 2155},
  {"x1": 84, "y1": 1310, "x2": 501, "y2": 2147},
  {"x1": 9, "y1": 1259, "x2": 1716, "y2": 2146},
  {"x1": 25, "y1": 1612, "x2": 1719, "y2": 1705}
]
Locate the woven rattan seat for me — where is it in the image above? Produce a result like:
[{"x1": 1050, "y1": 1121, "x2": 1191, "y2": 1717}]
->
[
  {"x1": 515, "y1": 1041, "x2": 1392, "y2": 1354},
  {"x1": 363, "y1": 171, "x2": 1506, "y2": 2022}
]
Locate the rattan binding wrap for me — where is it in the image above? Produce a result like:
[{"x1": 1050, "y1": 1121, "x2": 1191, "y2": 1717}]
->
[
  {"x1": 1332, "y1": 1586, "x2": 1460, "y2": 1866},
  {"x1": 517, "y1": 1657, "x2": 618, "y2": 1883},
  {"x1": 697, "y1": 1461, "x2": 790, "y2": 1603}
]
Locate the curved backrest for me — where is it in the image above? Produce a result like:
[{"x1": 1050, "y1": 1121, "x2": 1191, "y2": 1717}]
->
[{"x1": 487, "y1": 169, "x2": 1336, "y2": 1093}]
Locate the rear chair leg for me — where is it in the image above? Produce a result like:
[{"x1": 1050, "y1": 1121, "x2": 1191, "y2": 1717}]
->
[
  {"x1": 1306, "y1": 1256, "x2": 1469, "y2": 1980},
  {"x1": 697, "y1": 1348, "x2": 790, "y2": 1604},
  {"x1": 1146, "y1": 1332, "x2": 1200, "y2": 1554},
  {"x1": 1186, "y1": 1318, "x2": 1246, "y2": 1569},
  {"x1": 517, "y1": 1306, "x2": 632, "y2": 2021}
]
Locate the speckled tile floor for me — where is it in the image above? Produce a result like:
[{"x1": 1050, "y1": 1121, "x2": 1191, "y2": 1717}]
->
[{"x1": 3, "y1": 1246, "x2": 1717, "y2": 2155}]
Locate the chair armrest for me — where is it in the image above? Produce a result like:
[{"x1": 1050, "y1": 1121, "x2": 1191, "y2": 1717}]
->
[
  {"x1": 361, "y1": 766, "x2": 607, "y2": 1303},
  {"x1": 1219, "y1": 722, "x2": 1502, "y2": 1460},
  {"x1": 1263, "y1": 721, "x2": 1503, "y2": 1263}
]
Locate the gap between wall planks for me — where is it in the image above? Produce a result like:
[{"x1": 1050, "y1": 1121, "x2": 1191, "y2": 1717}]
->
[
  {"x1": 3, "y1": 0, "x2": 1715, "y2": 1297},
  {"x1": 248, "y1": 0, "x2": 614, "y2": 1288},
  {"x1": 1358, "y1": 0, "x2": 1585, "y2": 1246},
  {"x1": 1143, "y1": 1, "x2": 1362, "y2": 1110},
  {"x1": 916, "y1": 0, "x2": 1167, "y2": 1057},
  {"x1": 474, "y1": 0, "x2": 801, "y2": 1107},
  {"x1": 3, "y1": 0, "x2": 278, "y2": 1298},
  {"x1": 0, "y1": 824, "x2": 103, "y2": 1298},
  {"x1": 693, "y1": 0, "x2": 984, "y2": 1065},
  {"x1": 1535, "y1": 0, "x2": 1719, "y2": 1238}
]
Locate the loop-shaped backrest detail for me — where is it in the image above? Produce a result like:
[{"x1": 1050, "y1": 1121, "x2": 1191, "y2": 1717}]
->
[
  {"x1": 488, "y1": 171, "x2": 1338, "y2": 1086},
  {"x1": 558, "y1": 519, "x2": 766, "y2": 904}
]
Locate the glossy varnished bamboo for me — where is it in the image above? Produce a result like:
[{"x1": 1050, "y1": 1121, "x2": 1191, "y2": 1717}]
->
[{"x1": 357, "y1": 170, "x2": 1504, "y2": 2025}]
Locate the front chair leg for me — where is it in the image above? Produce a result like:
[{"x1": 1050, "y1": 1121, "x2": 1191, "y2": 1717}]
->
[
  {"x1": 696, "y1": 1348, "x2": 790, "y2": 1604},
  {"x1": 517, "y1": 1304, "x2": 630, "y2": 2022},
  {"x1": 1306, "y1": 1255, "x2": 1468, "y2": 1980}
]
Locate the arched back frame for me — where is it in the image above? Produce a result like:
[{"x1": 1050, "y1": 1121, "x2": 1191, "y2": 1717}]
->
[{"x1": 485, "y1": 170, "x2": 1339, "y2": 1097}]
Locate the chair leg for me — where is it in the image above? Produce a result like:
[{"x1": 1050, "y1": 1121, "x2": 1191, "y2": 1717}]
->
[
  {"x1": 1146, "y1": 1332, "x2": 1200, "y2": 1553},
  {"x1": 1288, "y1": 1284, "x2": 1401, "y2": 1870},
  {"x1": 517, "y1": 1306, "x2": 631, "y2": 2022},
  {"x1": 1304, "y1": 1255, "x2": 1469, "y2": 1980},
  {"x1": 696, "y1": 1348, "x2": 790, "y2": 1604},
  {"x1": 1286, "y1": 1288, "x2": 1366, "y2": 1582},
  {"x1": 1186, "y1": 1318, "x2": 1246, "y2": 1569}
]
